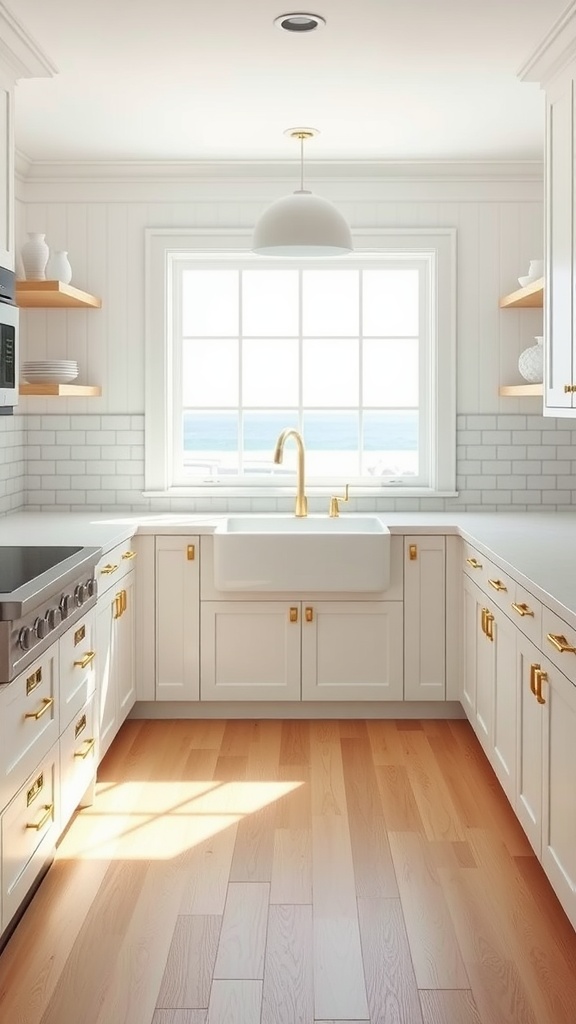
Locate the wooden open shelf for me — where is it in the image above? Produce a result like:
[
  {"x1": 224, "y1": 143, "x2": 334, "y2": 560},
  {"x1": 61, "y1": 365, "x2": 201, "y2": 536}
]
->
[
  {"x1": 499, "y1": 277, "x2": 544, "y2": 308},
  {"x1": 19, "y1": 383, "x2": 102, "y2": 397},
  {"x1": 16, "y1": 281, "x2": 102, "y2": 309},
  {"x1": 499, "y1": 383, "x2": 543, "y2": 397}
]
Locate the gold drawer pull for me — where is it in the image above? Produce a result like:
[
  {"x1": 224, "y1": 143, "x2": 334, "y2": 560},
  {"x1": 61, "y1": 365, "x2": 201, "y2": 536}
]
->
[
  {"x1": 26, "y1": 804, "x2": 53, "y2": 832},
  {"x1": 26, "y1": 667, "x2": 42, "y2": 695},
  {"x1": 481, "y1": 607, "x2": 487, "y2": 635},
  {"x1": 24, "y1": 696, "x2": 54, "y2": 721},
  {"x1": 529, "y1": 663, "x2": 540, "y2": 696},
  {"x1": 100, "y1": 563, "x2": 119, "y2": 575},
  {"x1": 512, "y1": 602, "x2": 534, "y2": 618},
  {"x1": 305, "y1": 606, "x2": 314, "y2": 622},
  {"x1": 488, "y1": 578, "x2": 507, "y2": 592},
  {"x1": 466, "y1": 557, "x2": 482, "y2": 569},
  {"x1": 121, "y1": 589, "x2": 127, "y2": 613},
  {"x1": 409, "y1": 544, "x2": 418, "y2": 561},
  {"x1": 564, "y1": 384, "x2": 576, "y2": 393},
  {"x1": 289, "y1": 607, "x2": 298, "y2": 623},
  {"x1": 75, "y1": 713, "x2": 87, "y2": 739},
  {"x1": 187, "y1": 544, "x2": 195, "y2": 561},
  {"x1": 114, "y1": 593, "x2": 123, "y2": 619},
  {"x1": 122, "y1": 550, "x2": 137, "y2": 560},
  {"x1": 534, "y1": 668, "x2": 547, "y2": 705},
  {"x1": 74, "y1": 738, "x2": 96, "y2": 760},
  {"x1": 546, "y1": 633, "x2": 576, "y2": 654},
  {"x1": 74, "y1": 651, "x2": 96, "y2": 669},
  {"x1": 485, "y1": 611, "x2": 494, "y2": 641},
  {"x1": 27, "y1": 772, "x2": 44, "y2": 805}
]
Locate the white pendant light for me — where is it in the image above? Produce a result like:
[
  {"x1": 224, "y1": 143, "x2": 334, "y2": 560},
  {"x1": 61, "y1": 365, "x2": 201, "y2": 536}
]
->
[{"x1": 252, "y1": 128, "x2": 353, "y2": 257}]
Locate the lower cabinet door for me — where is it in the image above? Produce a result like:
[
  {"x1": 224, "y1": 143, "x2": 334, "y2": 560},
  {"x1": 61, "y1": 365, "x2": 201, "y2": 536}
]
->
[
  {"x1": 116, "y1": 574, "x2": 136, "y2": 720},
  {"x1": 59, "y1": 692, "x2": 98, "y2": 828},
  {"x1": 200, "y1": 601, "x2": 301, "y2": 701},
  {"x1": 541, "y1": 657, "x2": 576, "y2": 931},
  {"x1": 461, "y1": 575, "x2": 479, "y2": 719},
  {"x1": 516, "y1": 634, "x2": 544, "y2": 856},
  {"x1": 491, "y1": 607, "x2": 518, "y2": 804},
  {"x1": 301, "y1": 601, "x2": 403, "y2": 701}
]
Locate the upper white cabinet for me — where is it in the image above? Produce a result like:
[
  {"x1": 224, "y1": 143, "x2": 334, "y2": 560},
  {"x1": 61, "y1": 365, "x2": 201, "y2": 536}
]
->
[
  {"x1": 521, "y1": 3, "x2": 576, "y2": 414},
  {"x1": 0, "y1": 80, "x2": 13, "y2": 269}
]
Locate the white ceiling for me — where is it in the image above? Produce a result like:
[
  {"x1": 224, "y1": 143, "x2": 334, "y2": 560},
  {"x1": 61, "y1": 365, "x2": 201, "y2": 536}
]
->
[{"x1": 8, "y1": 0, "x2": 569, "y2": 165}]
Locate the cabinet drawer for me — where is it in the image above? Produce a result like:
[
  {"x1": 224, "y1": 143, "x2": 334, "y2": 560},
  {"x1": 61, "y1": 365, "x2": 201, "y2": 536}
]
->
[
  {"x1": 60, "y1": 692, "x2": 98, "y2": 828},
  {"x1": 59, "y1": 609, "x2": 96, "y2": 731},
  {"x1": 0, "y1": 646, "x2": 59, "y2": 813},
  {"x1": 508, "y1": 583, "x2": 542, "y2": 647},
  {"x1": 96, "y1": 538, "x2": 137, "y2": 597},
  {"x1": 462, "y1": 542, "x2": 488, "y2": 582},
  {"x1": 1, "y1": 745, "x2": 59, "y2": 932},
  {"x1": 542, "y1": 607, "x2": 576, "y2": 686}
]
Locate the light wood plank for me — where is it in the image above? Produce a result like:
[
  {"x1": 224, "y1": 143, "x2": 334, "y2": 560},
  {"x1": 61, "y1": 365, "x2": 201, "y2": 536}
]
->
[
  {"x1": 206, "y1": 980, "x2": 262, "y2": 1024},
  {"x1": 229, "y1": 803, "x2": 276, "y2": 882},
  {"x1": 157, "y1": 916, "x2": 221, "y2": 1009},
  {"x1": 366, "y1": 720, "x2": 407, "y2": 766},
  {"x1": 279, "y1": 720, "x2": 311, "y2": 766},
  {"x1": 270, "y1": 827, "x2": 312, "y2": 904},
  {"x1": 275, "y1": 764, "x2": 311, "y2": 830},
  {"x1": 376, "y1": 764, "x2": 425, "y2": 831},
  {"x1": 310, "y1": 721, "x2": 348, "y2": 817},
  {"x1": 389, "y1": 831, "x2": 468, "y2": 989},
  {"x1": 357, "y1": 897, "x2": 423, "y2": 1024},
  {"x1": 213, "y1": 883, "x2": 269, "y2": 980},
  {"x1": 16, "y1": 279, "x2": 102, "y2": 307},
  {"x1": 152, "y1": 1012, "x2": 207, "y2": 1024},
  {"x1": 400, "y1": 731, "x2": 466, "y2": 842},
  {"x1": 261, "y1": 904, "x2": 314, "y2": 1024},
  {"x1": 419, "y1": 990, "x2": 481, "y2": 1024},
  {"x1": 340, "y1": 736, "x2": 398, "y2": 897},
  {"x1": 179, "y1": 827, "x2": 238, "y2": 915}
]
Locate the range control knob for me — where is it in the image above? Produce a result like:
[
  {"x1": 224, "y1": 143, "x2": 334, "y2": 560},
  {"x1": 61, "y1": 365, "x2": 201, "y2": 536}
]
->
[
  {"x1": 47, "y1": 606, "x2": 63, "y2": 631},
  {"x1": 34, "y1": 616, "x2": 49, "y2": 640},
  {"x1": 86, "y1": 577, "x2": 97, "y2": 598},
  {"x1": 74, "y1": 583, "x2": 87, "y2": 607},
  {"x1": 60, "y1": 593, "x2": 73, "y2": 619},
  {"x1": 18, "y1": 626, "x2": 33, "y2": 651}
]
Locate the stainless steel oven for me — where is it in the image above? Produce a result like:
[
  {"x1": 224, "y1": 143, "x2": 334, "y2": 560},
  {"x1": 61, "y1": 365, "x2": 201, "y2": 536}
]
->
[{"x1": 0, "y1": 267, "x2": 18, "y2": 409}]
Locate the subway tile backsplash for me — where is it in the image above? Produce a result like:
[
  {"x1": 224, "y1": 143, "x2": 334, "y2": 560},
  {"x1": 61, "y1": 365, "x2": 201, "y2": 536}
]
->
[{"x1": 15, "y1": 413, "x2": 576, "y2": 514}]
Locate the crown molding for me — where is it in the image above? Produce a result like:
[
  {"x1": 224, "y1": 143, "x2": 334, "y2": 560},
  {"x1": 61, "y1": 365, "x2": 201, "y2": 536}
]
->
[
  {"x1": 0, "y1": 2, "x2": 57, "y2": 81},
  {"x1": 519, "y1": 0, "x2": 576, "y2": 85},
  {"x1": 14, "y1": 156, "x2": 544, "y2": 185}
]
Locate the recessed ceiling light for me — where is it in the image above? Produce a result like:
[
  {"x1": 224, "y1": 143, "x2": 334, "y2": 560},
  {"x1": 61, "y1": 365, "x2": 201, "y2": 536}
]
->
[{"x1": 274, "y1": 13, "x2": 326, "y2": 33}]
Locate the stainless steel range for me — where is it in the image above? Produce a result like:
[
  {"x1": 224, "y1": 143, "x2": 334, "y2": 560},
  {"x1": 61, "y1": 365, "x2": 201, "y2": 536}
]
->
[{"x1": 0, "y1": 545, "x2": 101, "y2": 683}]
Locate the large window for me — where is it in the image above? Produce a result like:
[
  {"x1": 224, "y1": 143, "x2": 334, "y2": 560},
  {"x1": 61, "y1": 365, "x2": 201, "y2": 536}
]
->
[{"x1": 145, "y1": 230, "x2": 456, "y2": 496}]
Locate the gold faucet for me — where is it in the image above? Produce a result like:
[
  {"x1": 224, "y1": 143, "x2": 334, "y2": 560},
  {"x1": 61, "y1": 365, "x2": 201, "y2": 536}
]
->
[
  {"x1": 329, "y1": 484, "x2": 349, "y2": 517},
  {"x1": 273, "y1": 428, "x2": 308, "y2": 517}
]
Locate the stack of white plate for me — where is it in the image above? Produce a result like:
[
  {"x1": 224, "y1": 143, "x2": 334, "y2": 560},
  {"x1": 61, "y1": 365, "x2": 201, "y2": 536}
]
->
[{"x1": 21, "y1": 360, "x2": 79, "y2": 384}]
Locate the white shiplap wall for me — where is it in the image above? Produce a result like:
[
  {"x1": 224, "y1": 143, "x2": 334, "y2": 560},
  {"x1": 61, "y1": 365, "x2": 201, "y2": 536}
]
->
[{"x1": 17, "y1": 164, "x2": 575, "y2": 513}]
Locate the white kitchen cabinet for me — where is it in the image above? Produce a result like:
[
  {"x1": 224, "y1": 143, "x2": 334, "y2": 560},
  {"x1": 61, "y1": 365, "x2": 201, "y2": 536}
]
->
[
  {"x1": 155, "y1": 536, "x2": 200, "y2": 701},
  {"x1": 96, "y1": 540, "x2": 137, "y2": 760},
  {"x1": 403, "y1": 536, "x2": 445, "y2": 700},
  {"x1": 516, "y1": 633, "x2": 545, "y2": 855},
  {"x1": 0, "y1": 80, "x2": 14, "y2": 270},
  {"x1": 201, "y1": 598, "x2": 403, "y2": 702},
  {"x1": 541, "y1": 657, "x2": 576, "y2": 931}
]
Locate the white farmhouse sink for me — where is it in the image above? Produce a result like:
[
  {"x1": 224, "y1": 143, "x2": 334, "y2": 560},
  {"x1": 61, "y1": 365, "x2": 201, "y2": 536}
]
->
[{"x1": 213, "y1": 515, "x2": 390, "y2": 592}]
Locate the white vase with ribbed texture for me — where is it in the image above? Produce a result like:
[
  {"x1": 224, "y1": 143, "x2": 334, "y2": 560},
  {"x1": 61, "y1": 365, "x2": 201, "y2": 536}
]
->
[
  {"x1": 21, "y1": 233, "x2": 49, "y2": 281},
  {"x1": 46, "y1": 250, "x2": 72, "y2": 284},
  {"x1": 518, "y1": 336, "x2": 544, "y2": 383}
]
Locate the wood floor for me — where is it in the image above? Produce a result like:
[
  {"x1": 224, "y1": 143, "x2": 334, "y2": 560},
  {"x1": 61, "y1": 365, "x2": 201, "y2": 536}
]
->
[{"x1": 1, "y1": 718, "x2": 576, "y2": 1024}]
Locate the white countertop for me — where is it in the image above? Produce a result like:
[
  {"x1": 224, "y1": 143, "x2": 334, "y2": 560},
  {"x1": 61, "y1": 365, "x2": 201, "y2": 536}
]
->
[{"x1": 1, "y1": 510, "x2": 576, "y2": 626}]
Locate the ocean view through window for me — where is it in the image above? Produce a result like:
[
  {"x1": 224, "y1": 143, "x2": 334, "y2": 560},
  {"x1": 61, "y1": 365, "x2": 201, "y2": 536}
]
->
[{"x1": 144, "y1": 229, "x2": 456, "y2": 495}]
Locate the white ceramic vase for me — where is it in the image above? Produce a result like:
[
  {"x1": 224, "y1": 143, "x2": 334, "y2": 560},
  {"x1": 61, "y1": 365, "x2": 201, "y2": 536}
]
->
[
  {"x1": 518, "y1": 336, "x2": 544, "y2": 383},
  {"x1": 46, "y1": 250, "x2": 72, "y2": 284},
  {"x1": 21, "y1": 232, "x2": 50, "y2": 281}
]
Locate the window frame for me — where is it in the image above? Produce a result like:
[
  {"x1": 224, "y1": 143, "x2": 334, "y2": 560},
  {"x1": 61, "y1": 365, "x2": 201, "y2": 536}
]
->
[{"x1": 144, "y1": 227, "x2": 457, "y2": 497}]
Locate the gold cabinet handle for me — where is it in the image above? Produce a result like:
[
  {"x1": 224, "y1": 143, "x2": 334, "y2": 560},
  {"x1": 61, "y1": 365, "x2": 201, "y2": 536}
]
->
[
  {"x1": 122, "y1": 550, "x2": 137, "y2": 560},
  {"x1": 529, "y1": 662, "x2": 539, "y2": 696},
  {"x1": 534, "y1": 668, "x2": 547, "y2": 705},
  {"x1": 488, "y1": 578, "x2": 507, "y2": 592},
  {"x1": 100, "y1": 563, "x2": 119, "y2": 575},
  {"x1": 546, "y1": 633, "x2": 576, "y2": 654},
  {"x1": 408, "y1": 544, "x2": 418, "y2": 561},
  {"x1": 24, "y1": 696, "x2": 54, "y2": 721},
  {"x1": 328, "y1": 484, "x2": 349, "y2": 518},
  {"x1": 481, "y1": 607, "x2": 487, "y2": 635},
  {"x1": 564, "y1": 384, "x2": 576, "y2": 393},
  {"x1": 121, "y1": 588, "x2": 127, "y2": 613},
  {"x1": 114, "y1": 593, "x2": 122, "y2": 619},
  {"x1": 305, "y1": 606, "x2": 314, "y2": 622},
  {"x1": 289, "y1": 607, "x2": 298, "y2": 623},
  {"x1": 187, "y1": 544, "x2": 195, "y2": 561},
  {"x1": 467, "y1": 557, "x2": 482, "y2": 569},
  {"x1": 74, "y1": 738, "x2": 96, "y2": 760},
  {"x1": 485, "y1": 611, "x2": 494, "y2": 641},
  {"x1": 26, "y1": 804, "x2": 54, "y2": 831},
  {"x1": 512, "y1": 602, "x2": 534, "y2": 618},
  {"x1": 26, "y1": 667, "x2": 42, "y2": 694},
  {"x1": 74, "y1": 651, "x2": 96, "y2": 669}
]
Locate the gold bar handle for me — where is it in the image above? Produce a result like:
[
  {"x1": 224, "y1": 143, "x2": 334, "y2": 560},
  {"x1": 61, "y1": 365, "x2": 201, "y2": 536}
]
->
[
  {"x1": 546, "y1": 633, "x2": 576, "y2": 654},
  {"x1": 100, "y1": 563, "x2": 119, "y2": 575},
  {"x1": 24, "y1": 696, "x2": 54, "y2": 721},
  {"x1": 485, "y1": 611, "x2": 494, "y2": 641},
  {"x1": 488, "y1": 578, "x2": 507, "y2": 592},
  {"x1": 114, "y1": 593, "x2": 122, "y2": 619},
  {"x1": 481, "y1": 607, "x2": 487, "y2": 635},
  {"x1": 122, "y1": 550, "x2": 137, "y2": 560},
  {"x1": 289, "y1": 607, "x2": 298, "y2": 623},
  {"x1": 26, "y1": 667, "x2": 42, "y2": 695},
  {"x1": 74, "y1": 738, "x2": 96, "y2": 760},
  {"x1": 121, "y1": 588, "x2": 127, "y2": 614},
  {"x1": 564, "y1": 384, "x2": 576, "y2": 393},
  {"x1": 409, "y1": 544, "x2": 418, "y2": 561},
  {"x1": 187, "y1": 544, "x2": 195, "y2": 561},
  {"x1": 305, "y1": 606, "x2": 313, "y2": 622},
  {"x1": 512, "y1": 602, "x2": 534, "y2": 618},
  {"x1": 534, "y1": 668, "x2": 547, "y2": 705},
  {"x1": 529, "y1": 663, "x2": 540, "y2": 696},
  {"x1": 74, "y1": 651, "x2": 96, "y2": 669},
  {"x1": 467, "y1": 557, "x2": 482, "y2": 569},
  {"x1": 26, "y1": 804, "x2": 53, "y2": 832}
]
